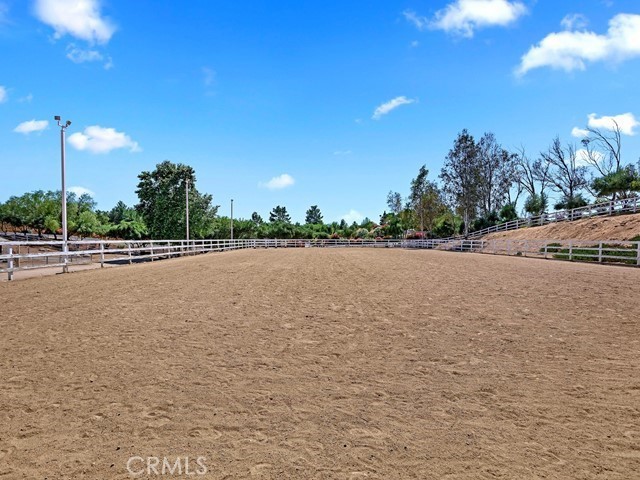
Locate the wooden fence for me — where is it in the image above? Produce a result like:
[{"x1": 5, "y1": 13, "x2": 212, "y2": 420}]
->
[{"x1": 1, "y1": 237, "x2": 638, "y2": 280}]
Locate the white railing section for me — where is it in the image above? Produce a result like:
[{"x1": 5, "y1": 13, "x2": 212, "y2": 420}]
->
[
  {"x1": 468, "y1": 196, "x2": 639, "y2": 238},
  {"x1": 1, "y1": 237, "x2": 639, "y2": 280}
]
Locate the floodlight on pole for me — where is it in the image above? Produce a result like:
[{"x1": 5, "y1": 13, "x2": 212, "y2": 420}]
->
[{"x1": 56, "y1": 116, "x2": 72, "y2": 273}]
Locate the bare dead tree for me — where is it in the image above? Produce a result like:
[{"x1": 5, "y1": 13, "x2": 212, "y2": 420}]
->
[
  {"x1": 515, "y1": 146, "x2": 537, "y2": 196},
  {"x1": 541, "y1": 137, "x2": 589, "y2": 209},
  {"x1": 581, "y1": 119, "x2": 622, "y2": 177}
]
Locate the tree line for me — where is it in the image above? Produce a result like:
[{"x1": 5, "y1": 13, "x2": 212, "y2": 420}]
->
[{"x1": 1, "y1": 124, "x2": 639, "y2": 240}]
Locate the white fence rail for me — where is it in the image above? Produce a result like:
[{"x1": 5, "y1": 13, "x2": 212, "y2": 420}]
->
[
  {"x1": 468, "y1": 196, "x2": 640, "y2": 238},
  {"x1": 1, "y1": 237, "x2": 639, "y2": 280}
]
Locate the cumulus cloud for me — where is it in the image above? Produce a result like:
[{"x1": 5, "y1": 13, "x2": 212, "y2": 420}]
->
[
  {"x1": 68, "y1": 125, "x2": 141, "y2": 154},
  {"x1": 517, "y1": 13, "x2": 640, "y2": 76},
  {"x1": 571, "y1": 127, "x2": 590, "y2": 138},
  {"x1": 34, "y1": 0, "x2": 115, "y2": 44},
  {"x1": 14, "y1": 119, "x2": 49, "y2": 134},
  {"x1": 372, "y1": 96, "x2": 416, "y2": 120},
  {"x1": 259, "y1": 174, "x2": 295, "y2": 190},
  {"x1": 407, "y1": 0, "x2": 527, "y2": 37},
  {"x1": 0, "y1": 85, "x2": 7, "y2": 103},
  {"x1": 68, "y1": 186, "x2": 95, "y2": 197},
  {"x1": 588, "y1": 112, "x2": 639, "y2": 136},
  {"x1": 341, "y1": 209, "x2": 364, "y2": 224}
]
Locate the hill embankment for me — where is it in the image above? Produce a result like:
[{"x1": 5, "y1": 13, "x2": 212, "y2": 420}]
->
[{"x1": 483, "y1": 212, "x2": 640, "y2": 241}]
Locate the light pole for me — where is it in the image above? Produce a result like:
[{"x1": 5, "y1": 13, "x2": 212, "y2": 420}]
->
[
  {"x1": 185, "y1": 178, "x2": 190, "y2": 247},
  {"x1": 230, "y1": 199, "x2": 234, "y2": 241},
  {"x1": 55, "y1": 116, "x2": 71, "y2": 273}
]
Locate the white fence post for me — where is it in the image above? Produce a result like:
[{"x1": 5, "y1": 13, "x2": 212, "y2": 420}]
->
[
  {"x1": 7, "y1": 247, "x2": 13, "y2": 281},
  {"x1": 100, "y1": 242, "x2": 105, "y2": 268},
  {"x1": 598, "y1": 242, "x2": 603, "y2": 263},
  {"x1": 569, "y1": 241, "x2": 573, "y2": 261},
  {"x1": 637, "y1": 242, "x2": 640, "y2": 267},
  {"x1": 128, "y1": 243, "x2": 132, "y2": 264}
]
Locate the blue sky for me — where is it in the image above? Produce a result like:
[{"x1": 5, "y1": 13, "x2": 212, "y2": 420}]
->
[{"x1": 1, "y1": 0, "x2": 639, "y2": 224}]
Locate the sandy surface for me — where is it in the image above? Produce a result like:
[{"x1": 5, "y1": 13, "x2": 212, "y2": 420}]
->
[
  {"x1": 1, "y1": 248, "x2": 639, "y2": 479},
  {"x1": 484, "y1": 212, "x2": 640, "y2": 241}
]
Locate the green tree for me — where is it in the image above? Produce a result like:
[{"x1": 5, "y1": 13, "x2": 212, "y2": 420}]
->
[
  {"x1": 524, "y1": 193, "x2": 548, "y2": 216},
  {"x1": 409, "y1": 165, "x2": 446, "y2": 234},
  {"x1": 476, "y1": 133, "x2": 517, "y2": 217},
  {"x1": 251, "y1": 212, "x2": 264, "y2": 226},
  {"x1": 136, "y1": 161, "x2": 218, "y2": 239},
  {"x1": 440, "y1": 130, "x2": 481, "y2": 236},
  {"x1": 269, "y1": 205, "x2": 291, "y2": 223},
  {"x1": 305, "y1": 205, "x2": 323, "y2": 224},
  {"x1": 592, "y1": 164, "x2": 640, "y2": 200},
  {"x1": 386, "y1": 191, "x2": 403, "y2": 215}
]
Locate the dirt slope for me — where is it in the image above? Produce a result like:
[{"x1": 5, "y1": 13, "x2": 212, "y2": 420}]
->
[{"x1": 484, "y1": 212, "x2": 640, "y2": 241}]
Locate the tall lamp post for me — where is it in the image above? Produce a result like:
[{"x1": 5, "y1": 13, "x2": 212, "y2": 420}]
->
[
  {"x1": 55, "y1": 116, "x2": 71, "y2": 273},
  {"x1": 230, "y1": 199, "x2": 234, "y2": 241},
  {"x1": 185, "y1": 178, "x2": 190, "y2": 248}
]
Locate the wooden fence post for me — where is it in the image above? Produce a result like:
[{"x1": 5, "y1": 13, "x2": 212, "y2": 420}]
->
[
  {"x1": 637, "y1": 242, "x2": 640, "y2": 267},
  {"x1": 569, "y1": 241, "x2": 573, "y2": 261},
  {"x1": 543, "y1": 242, "x2": 548, "y2": 259}
]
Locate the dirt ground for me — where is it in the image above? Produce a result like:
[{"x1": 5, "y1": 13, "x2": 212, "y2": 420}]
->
[
  {"x1": 484, "y1": 212, "x2": 640, "y2": 241},
  {"x1": 1, "y1": 248, "x2": 639, "y2": 479}
]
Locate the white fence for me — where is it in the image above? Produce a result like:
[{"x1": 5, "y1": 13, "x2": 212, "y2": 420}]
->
[
  {"x1": 468, "y1": 196, "x2": 640, "y2": 238},
  {"x1": 1, "y1": 237, "x2": 639, "y2": 280}
]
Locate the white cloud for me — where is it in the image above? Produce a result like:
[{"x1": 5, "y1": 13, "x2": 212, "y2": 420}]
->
[
  {"x1": 517, "y1": 14, "x2": 640, "y2": 76},
  {"x1": 561, "y1": 14, "x2": 589, "y2": 31},
  {"x1": 372, "y1": 96, "x2": 416, "y2": 120},
  {"x1": 588, "y1": 112, "x2": 639, "y2": 136},
  {"x1": 0, "y1": 85, "x2": 7, "y2": 103},
  {"x1": 571, "y1": 127, "x2": 589, "y2": 138},
  {"x1": 34, "y1": 0, "x2": 115, "y2": 44},
  {"x1": 259, "y1": 174, "x2": 295, "y2": 190},
  {"x1": 18, "y1": 93, "x2": 34, "y2": 103},
  {"x1": 68, "y1": 125, "x2": 141, "y2": 154},
  {"x1": 410, "y1": 40, "x2": 420, "y2": 48},
  {"x1": 333, "y1": 150, "x2": 352, "y2": 156},
  {"x1": 403, "y1": 10, "x2": 429, "y2": 31},
  {"x1": 427, "y1": 0, "x2": 527, "y2": 37},
  {"x1": 341, "y1": 209, "x2": 364, "y2": 224},
  {"x1": 14, "y1": 119, "x2": 49, "y2": 134},
  {"x1": 68, "y1": 186, "x2": 95, "y2": 197},
  {"x1": 66, "y1": 44, "x2": 103, "y2": 63}
]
